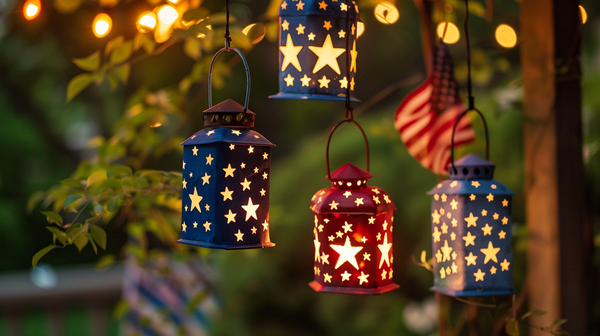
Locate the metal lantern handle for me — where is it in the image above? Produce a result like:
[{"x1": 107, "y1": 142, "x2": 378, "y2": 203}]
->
[
  {"x1": 450, "y1": 107, "x2": 489, "y2": 174},
  {"x1": 207, "y1": 47, "x2": 251, "y2": 111},
  {"x1": 325, "y1": 118, "x2": 370, "y2": 179}
]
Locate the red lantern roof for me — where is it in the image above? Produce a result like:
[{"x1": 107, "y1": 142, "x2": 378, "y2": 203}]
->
[{"x1": 328, "y1": 163, "x2": 373, "y2": 189}]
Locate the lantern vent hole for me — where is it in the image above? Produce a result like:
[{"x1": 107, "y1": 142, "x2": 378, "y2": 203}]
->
[
  {"x1": 224, "y1": 115, "x2": 232, "y2": 123},
  {"x1": 236, "y1": 113, "x2": 244, "y2": 121},
  {"x1": 474, "y1": 167, "x2": 480, "y2": 175},
  {"x1": 462, "y1": 168, "x2": 468, "y2": 175},
  {"x1": 485, "y1": 168, "x2": 489, "y2": 174}
]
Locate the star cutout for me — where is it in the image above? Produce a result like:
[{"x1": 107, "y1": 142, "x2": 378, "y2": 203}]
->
[
  {"x1": 465, "y1": 212, "x2": 478, "y2": 227},
  {"x1": 440, "y1": 268, "x2": 446, "y2": 279},
  {"x1": 192, "y1": 146, "x2": 199, "y2": 156},
  {"x1": 317, "y1": 75, "x2": 330, "y2": 88},
  {"x1": 206, "y1": 130, "x2": 215, "y2": 136},
  {"x1": 441, "y1": 222, "x2": 449, "y2": 234},
  {"x1": 481, "y1": 223, "x2": 493, "y2": 236},
  {"x1": 203, "y1": 221, "x2": 211, "y2": 232},
  {"x1": 314, "y1": 232, "x2": 321, "y2": 262},
  {"x1": 296, "y1": 23, "x2": 305, "y2": 34},
  {"x1": 262, "y1": 220, "x2": 269, "y2": 230},
  {"x1": 242, "y1": 198, "x2": 260, "y2": 221},
  {"x1": 469, "y1": 194, "x2": 476, "y2": 201},
  {"x1": 323, "y1": 273, "x2": 332, "y2": 283},
  {"x1": 328, "y1": 235, "x2": 334, "y2": 241},
  {"x1": 463, "y1": 232, "x2": 476, "y2": 246},
  {"x1": 343, "y1": 191, "x2": 352, "y2": 198},
  {"x1": 189, "y1": 187, "x2": 203, "y2": 213},
  {"x1": 280, "y1": 34, "x2": 302, "y2": 72},
  {"x1": 229, "y1": 144, "x2": 235, "y2": 150},
  {"x1": 323, "y1": 20, "x2": 332, "y2": 30},
  {"x1": 282, "y1": 20, "x2": 289, "y2": 30},
  {"x1": 474, "y1": 269, "x2": 485, "y2": 281},
  {"x1": 192, "y1": 221, "x2": 198, "y2": 229},
  {"x1": 440, "y1": 240, "x2": 453, "y2": 262},
  {"x1": 381, "y1": 269, "x2": 388, "y2": 280},
  {"x1": 220, "y1": 186, "x2": 233, "y2": 201},
  {"x1": 382, "y1": 220, "x2": 388, "y2": 230},
  {"x1": 501, "y1": 259, "x2": 510, "y2": 271},
  {"x1": 357, "y1": 272, "x2": 369, "y2": 285},
  {"x1": 336, "y1": 231, "x2": 343, "y2": 238},
  {"x1": 321, "y1": 252, "x2": 329, "y2": 264},
  {"x1": 389, "y1": 269, "x2": 394, "y2": 279},
  {"x1": 435, "y1": 249, "x2": 442, "y2": 263},
  {"x1": 318, "y1": 0, "x2": 327, "y2": 9},
  {"x1": 223, "y1": 164, "x2": 236, "y2": 178},
  {"x1": 493, "y1": 213, "x2": 499, "y2": 220},
  {"x1": 502, "y1": 216, "x2": 509, "y2": 225},
  {"x1": 284, "y1": 73, "x2": 295, "y2": 86},
  {"x1": 363, "y1": 252, "x2": 371, "y2": 261},
  {"x1": 432, "y1": 226, "x2": 441, "y2": 242},
  {"x1": 502, "y1": 199, "x2": 509, "y2": 207},
  {"x1": 308, "y1": 32, "x2": 315, "y2": 40},
  {"x1": 189, "y1": 172, "x2": 193, "y2": 178},
  {"x1": 296, "y1": 75, "x2": 310, "y2": 87},
  {"x1": 472, "y1": 181, "x2": 481, "y2": 188},
  {"x1": 340, "y1": 270, "x2": 351, "y2": 281},
  {"x1": 296, "y1": 0, "x2": 304, "y2": 10},
  {"x1": 340, "y1": 2, "x2": 347, "y2": 10},
  {"x1": 224, "y1": 209, "x2": 237, "y2": 223},
  {"x1": 342, "y1": 221, "x2": 353, "y2": 233},
  {"x1": 329, "y1": 200, "x2": 338, "y2": 210},
  {"x1": 184, "y1": 205, "x2": 188, "y2": 211},
  {"x1": 201, "y1": 172, "x2": 211, "y2": 185},
  {"x1": 234, "y1": 229, "x2": 244, "y2": 241},
  {"x1": 262, "y1": 172, "x2": 268, "y2": 179},
  {"x1": 260, "y1": 188, "x2": 266, "y2": 196},
  {"x1": 480, "y1": 241, "x2": 501, "y2": 264},
  {"x1": 465, "y1": 252, "x2": 478, "y2": 266},
  {"x1": 339, "y1": 76, "x2": 348, "y2": 89},
  {"x1": 231, "y1": 130, "x2": 241, "y2": 136},
  {"x1": 350, "y1": 77, "x2": 355, "y2": 90},
  {"x1": 308, "y1": 35, "x2": 345, "y2": 74},
  {"x1": 487, "y1": 193, "x2": 494, "y2": 202},
  {"x1": 182, "y1": 179, "x2": 187, "y2": 189},
  {"x1": 450, "y1": 199, "x2": 458, "y2": 210},
  {"x1": 451, "y1": 218, "x2": 458, "y2": 227},
  {"x1": 368, "y1": 216, "x2": 375, "y2": 224},
  {"x1": 452, "y1": 251, "x2": 457, "y2": 260},
  {"x1": 451, "y1": 262, "x2": 458, "y2": 274},
  {"x1": 318, "y1": 224, "x2": 324, "y2": 232},
  {"x1": 240, "y1": 162, "x2": 246, "y2": 169},
  {"x1": 372, "y1": 188, "x2": 380, "y2": 194},
  {"x1": 377, "y1": 233, "x2": 392, "y2": 268},
  {"x1": 281, "y1": 1, "x2": 287, "y2": 9},
  {"x1": 254, "y1": 167, "x2": 259, "y2": 173},
  {"x1": 441, "y1": 194, "x2": 447, "y2": 202},
  {"x1": 354, "y1": 198, "x2": 364, "y2": 206},
  {"x1": 183, "y1": 161, "x2": 186, "y2": 169},
  {"x1": 376, "y1": 232, "x2": 381, "y2": 241},
  {"x1": 182, "y1": 222, "x2": 187, "y2": 232},
  {"x1": 331, "y1": 236, "x2": 363, "y2": 269},
  {"x1": 450, "y1": 232, "x2": 456, "y2": 241},
  {"x1": 490, "y1": 265, "x2": 497, "y2": 274},
  {"x1": 432, "y1": 209, "x2": 441, "y2": 224},
  {"x1": 361, "y1": 236, "x2": 367, "y2": 243},
  {"x1": 240, "y1": 178, "x2": 252, "y2": 191},
  {"x1": 338, "y1": 30, "x2": 346, "y2": 38},
  {"x1": 498, "y1": 230, "x2": 507, "y2": 239}
]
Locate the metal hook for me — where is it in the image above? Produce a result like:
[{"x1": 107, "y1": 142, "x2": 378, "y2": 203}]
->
[
  {"x1": 449, "y1": 106, "x2": 489, "y2": 174},
  {"x1": 325, "y1": 118, "x2": 370, "y2": 179},
  {"x1": 207, "y1": 47, "x2": 251, "y2": 111}
]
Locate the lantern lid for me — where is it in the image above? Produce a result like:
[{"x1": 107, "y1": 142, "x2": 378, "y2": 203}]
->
[
  {"x1": 328, "y1": 163, "x2": 373, "y2": 189},
  {"x1": 181, "y1": 127, "x2": 274, "y2": 147},
  {"x1": 278, "y1": 0, "x2": 359, "y2": 18},
  {"x1": 449, "y1": 154, "x2": 495, "y2": 180},
  {"x1": 203, "y1": 99, "x2": 256, "y2": 128}
]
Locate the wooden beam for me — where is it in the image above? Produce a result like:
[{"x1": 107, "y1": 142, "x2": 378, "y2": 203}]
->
[{"x1": 521, "y1": 0, "x2": 588, "y2": 335}]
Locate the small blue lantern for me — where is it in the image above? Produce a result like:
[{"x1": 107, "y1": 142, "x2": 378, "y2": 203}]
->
[
  {"x1": 428, "y1": 111, "x2": 515, "y2": 296},
  {"x1": 269, "y1": 0, "x2": 359, "y2": 101},
  {"x1": 178, "y1": 47, "x2": 275, "y2": 250}
]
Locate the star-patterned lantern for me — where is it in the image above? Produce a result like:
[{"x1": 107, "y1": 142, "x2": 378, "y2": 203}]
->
[
  {"x1": 269, "y1": 0, "x2": 359, "y2": 101},
  {"x1": 178, "y1": 47, "x2": 275, "y2": 250},
  {"x1": 428, "y1": 153, "x2": 515, "y2": 296}
]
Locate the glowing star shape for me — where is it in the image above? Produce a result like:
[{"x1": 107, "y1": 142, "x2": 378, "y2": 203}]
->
[
  {"x1": 308, "y1": 32, "x2": 315, "y2": 40},
  {"x1": 183, "y1": 161, "x2": 186, "y2": 169},
  {"x1": 481, "y1": 223, "x2": 493, "y2": 236},
  {"x1": 432, "y1": 226, "x2": 441, "y2": 242},
  {"x1": 300, "y1": 75, "x2": 311, "y2": 86},
  {"x1": 377, "y1": 233, "x2": 392, "y2": 268},
  {"x1": 224, "y1": 209, "x2": 237, "y2": 224},
  {"x1": 381, "y1": 269, "x2": 387, "y2": 280},
  {"x1": 296, "y1": 0, "x2": 304, "y2": 10},
  {"x1": 201, "y1": 172, "x2": 211, "y2": 185},
  {"x1": 192, "y1": 146, "x2": 199, "y2": 156},
  {"x1": 182, "y1": 179, "x2": 187, "y2": 189},
  {"x1": 487, "y1": 193, "x2": 494, "y2": 202},
  {"x1": 262, "y1": 220, "x2": 269, "y2": 231},
  {"x1": 465, "y1": 252, "x2": 478, "y2": 266},
  {"x1": 450, "y1": 199, "x2": 458, "y2": 210},
  {"x1": 360, "y1": 236, "x2": 367, "y2": 243},
  {"x1": 435, "y1": 250, "x2": 442, "y2": 263},
  {"x1": 229, "y1": 144, "x2": 235, "y2": 150},
  {"x1": 471, "y1": 181, "x2": 480, "y2": 188},
  {"x1": 260, "y1": 189, "x2": 266, "y2": 196},
  {"x1": 280, "y1": 34, "x2": 303, "y2": 72},
  {"x1": 357, "y1": 271, "x2": 369, "y2": 285},
  {"x1": 368, "y1": 216, "x2": 375, "y2": 224},
  {"x1": 338, "y1": 30, "x2": 346, "y2": 38},
  {"x1": 469, "y1": 194, "x2": 476, "y2": 201},
  {"x1": 318, "y1": 75, "x2": 330, "y2": 88},
  {"x1": 318, "y1": 0, "x2": 327, "y2": 9},
  {"x1": 447, "y1": 212, "x2": 452, "y2": 219},
  {"x1": 262, "y1": 172, "x2": 268, "y2": 180},
  {"x1": 500, "y1": 258, "x2": 510, "y2": 271},
  {"x1": 342, "y1": 221, "x2": 353, "y2": 233},
  {"x1": 336, "y1": 231, "x2": 343, "y2": 238},
  {"x1": 193, "y1": 222, "x2": 198, "y2": 229},
  {"x1": 451, "y1": 218, "x2": 458, "y2": 227},
  {"x1": 474, "y1": 269, "x2": 485, "y2": 282},
  {"x1": 389, "y1": 269, "x2": 394, "y2": 279},
  {"x1": 206, "y1": 130, "x2": 215, "y2": 136},
  {"x1": 376, "y1": 232, "x2": 381, "y2": 241},
  {"x1": 363, "y1": 252, "x2": 371, "y2": 261},
  {"x1": 350, "y1": 77, "x2": 355, "y2": 90},
  {"x1": 321, "y1": 252, "x2": 329, "y2": 264},
  {"x1": 231, "y1": 130, "x2": 241, "y2": 136},
  {"x1": 234, "y1": 229, "x2": 244, "y2": 242},
  {"x1": 432, "y1": 209, "x2": 441, "y2": 224},
  {"x1": 329, "y1": 200, "x2": 339, "y2": 210},
  {"x1": 248, "y1": 146, "x2": 254, "y2": 153},
  {"x1": 498, "y1": 230, "x2": 507, "y2": 239},
  {"x1": 205, "y1": 204, "x2": 210, "y2": 211},
  {"x1": 189, "y1": 187, "x2": 203, "y2": 213},
  {"x1": 382, "y1": 221, "x2": 388, "y2": 230},
  {"x1": 463, "y1": 232, "x2": 476, "y2": 246},
  {"x1": 441, "y1": 194, "x2": 448, "y2": 202},
  {"x1": 182, "y1": 222, "x2": 187, "y2": 232},
  {"x1": 240, "y1": 178, "x2": 252, "y2": 191},
  {"x1": 340, "y1": 270, "x2": 351, "y2": 281},
  {"x1": 254, "y1": 167, "x2": 259, "y2": 173},
  {"x1": 451, "y1": 262, "x2": 458, "y2": 273},
  {"x1": 350, "y1": 41, "x2": 357, "y2": 72},
  {"x1": 450, "y1": 232, "x2": 456, "y2": 241},
  {"x1": 323, "y1": 273, "x2": 332, "y2": 283},
  {"x1": 343, "y1": 191, "x2": 352, "y2": 198},
  {"x1": 328, "y1": 235, "x2": 334, "y2": 241},
  {"x1": 203, "y1": 221, "x2": 211, "y2": 232},
  {"x1": 440, "y1": 267, "x2": 446, "y2": 279},
  {"x1": 323, "y1": 20, "x2": 332, "y2": 30},
  {"x1": 281, "y1": 1, "x2": 287, "y2": 9},
  {"x1": 441, "y1": 222, "x2": 448, "y2": 234},
  {"x1": 282, "y1": 20, "x2": 290, "y2": 30},
  {"x1": 223, "y1": 164, "x2": 236, "y2": 177},
  {"x1": 340, "y1": 2, "x2": 347, "y2": 10},
  {"x1": 464, "y1": 212, "x2": 478, "y2": 227},
  {"x1": 242, "y1": 198, "x2": 260, "y2": 221},
  {"x1": 339, "y1": 76, "x2": 348, "y2": 89},
  {"x1": 502, "y1": 216, "x2": 509, "y2": 225},
  {"x1": 284, "y1": 73, "x2": 295, "y2": 86},
  {"x1": 331, "y1": 236, "x2": 363, "y2": 269},
  {"x1": 502, "y1": 199, "x2": 509, "y2": 207},
  {"x1": 452, "y1": 251, "x2": 457, "y2": 260},
  {"x1": 261, "y1": 153, "x2": 268, "y2": 160},
  {"x1": 240, "y1": 162, "x2": 246, "y2": 169},
  {"x1": 308, "y1": 35, "x2": 345, "y2": 74},
  {"x1": 314, "y1": 231, "x2": 321, "y2": 262},
  {"x1": 440, "y1": 240, "x2": 453, "y2": 262},
  {"x1": 296, "y1": 23, "x2": 305, "y2": 34},
  {"x1": 354, "y1": 198, "x2": 364, "y2": 206},
  {"x1": 480, "y1": 241, "x2": 501, "y2": 264},
  {"x1": 490, "y1": 265, "x2": 497, "y2": 274},
  {"x1": 219, "y1": 187, "x2": 234, "y2": 202}
]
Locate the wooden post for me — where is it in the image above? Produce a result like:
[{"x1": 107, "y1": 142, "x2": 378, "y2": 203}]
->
[{"x1": 521, "y1": 0, "x2": 589, "y2": 335}]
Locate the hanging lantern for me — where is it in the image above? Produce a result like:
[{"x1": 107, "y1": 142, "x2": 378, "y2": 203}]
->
[
  {"x1": 178, "y1": 47, "x2": 275, "y2": 250},
  {"x1": 428, "y1": 111, "x2": 514, "y2": 296},
  {"x1": 309, "y1": 119, "x2": 398, "y2": 294},
  {"x1": 269, "y1": 0, "x2": 360, "y2": 101}
]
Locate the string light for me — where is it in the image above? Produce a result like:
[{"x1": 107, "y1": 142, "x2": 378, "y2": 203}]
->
[
  {"x1": 374, "y1": 2, "x2": 399, "y2": 25},
  {"x1": 157, "y1": 5, "x2": 178, "y2": 25},
  {"x1": 137, "y1": 11, "x2": 157, "y2": 33},
  {"x1": 495, "y1": 24, "x2": 517, "y2": 48},
  {"x1": 93, "y1": 13, "x2": 112, "y2": 38},
  {"x1": 357, "y1": 21, "x2": 365, "y2": 38},
  {"x1": 579, "y1": 5, "x2": 587, "y2": 24},
  {"x1": 437, "y1": 22, "x2": 459, "y2": 44},
  {"x1": 23, "y1": 0, "x2": 41, "y2": 20}
]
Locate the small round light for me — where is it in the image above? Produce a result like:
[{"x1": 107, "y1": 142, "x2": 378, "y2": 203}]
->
[
  {"x1": 374, "y1": 2, "x2": 399, "y2": 25},
  {"x1": 357, "y1": 21, "x2": 365, "y2": 37},
  {"x1": 357, "y1": 180, "x2": 362, "y2": 186},
  {"x1": 157, "y1": 5, "x2": 178, "y2": 25},
  {"x1": 437, "y1": 22, "x2": 459, "y2": 44},
  {"x1": 93, "y1": 13, "x2": 112, "y2": 38},
  {"x1": 579, "y1": 5, "x2": 587, "y2": 24},
  {"x1": 137, "y1": 11, "x2": 157, "y2": 33},
  {"x1": 495, "y1": 24, "x2": 517, "y2": 48},
  {"x1": 347, "y1": 182, "x2": 352, "y2": 187},
  {"x1": 23, "y1": 0, "x2": 41, "y2": 20}
]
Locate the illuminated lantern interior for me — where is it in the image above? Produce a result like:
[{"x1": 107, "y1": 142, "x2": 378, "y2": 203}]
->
[
  {"x1": 93, "y1": 13, "x2": 112, "y2": 38},
  {"x1": 23, "y1": 0, "x2": 41, "y2": 20}
]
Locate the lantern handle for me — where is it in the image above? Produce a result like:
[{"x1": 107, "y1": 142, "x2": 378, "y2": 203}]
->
[
  {"x1": 207, "y1": 47, "x2": 250, "y2": 111},
  {"x1": 449, "y1": 106, "x2": 489, "y2": 174},
  {"x1": 326, "y1": 118, "x2": 370, "y2": 179}
]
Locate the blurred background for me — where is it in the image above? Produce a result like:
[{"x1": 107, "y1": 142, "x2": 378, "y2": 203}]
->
[{"x1": 0, "y1": 0, "x2": 598, "y2": 335}]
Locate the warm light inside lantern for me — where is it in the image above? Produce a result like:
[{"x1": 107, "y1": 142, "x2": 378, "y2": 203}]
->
[
  {"x1": 137, "y1": 12, "x2": 157, "y2": 33},
  {"x1": 23, "y1": 0, "x2": 41, "y2": 20},
  {"x1": 374, "y1": 2, "x2": 399, "y2": 25},
  {"x1": 579, "y1": 5, "x2": 587, "y2": 24},
  {"x1": 495, "y1": 24, "x2": 517, "y2": 48},
  {"x1": 357, "y1": 21, "x2": 365, "y2": 37},
  {"x1": 166, "y1": 0, "x2": 179, "y2": 4},
  {"x1": 93, "y1": 13, "x2": 112, "y2": 38},
  {"x1": 157, "y1": 5, "x2": 178, "y2": 25},
  {"x1": 437, "y1": 22, "x2": 459, "y2": 44}
]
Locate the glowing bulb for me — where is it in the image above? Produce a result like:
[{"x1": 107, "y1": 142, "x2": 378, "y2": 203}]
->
[
  {"x1": 579, "y1": 5, "x2": 587, "y2": 24},
  {"x1": 495, "y1": 24, "x2": 517, "y2": 48},
  {"x1": 23, "y1": 0, "x2": 41, "y2": 20},
  {"x1": 357, "y1": 21, "x2": 365, "y2": 37},
  {"x1": 157, "y1": 5, "x2": 178, "y2": 25},
  {"x1": 93, "y1": 13, "x2": 112, "y2": 38},
  {"x1": 374, "y1": 2, "x2": 399, "y2": 25},
  {"x1": 137, "y1": 11, "x2": 157, "y2": 33},
  {"x1": 166, "y1": 0, "x2": 179, "y2": 4},
  {"x1": 437, "y1": 22, "x2": 459, "y2": 44}
]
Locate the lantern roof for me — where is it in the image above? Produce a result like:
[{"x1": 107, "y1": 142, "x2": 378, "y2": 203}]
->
[
  {"x1": 203, "y1": 99, "x2": 256, "y2": 128},
  {"x1": 278, "y1": 0, "x2": 359, "y2": 18},
  {"x1": 449, "y1": 154, "x2": 495, "y2": 180},
  {"x1": 427, "y1": 177, "x2": 515, "y2": 196},
  {"x1": 182, "y1": 127, "x2": 274, "y2": 147},
  {"x1": 328, "y1": 163, "x2": 372, "y2": 181}
]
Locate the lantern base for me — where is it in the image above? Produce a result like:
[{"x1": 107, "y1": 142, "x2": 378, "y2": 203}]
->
[
  {"x1": 269, "y1": 92, "x2": 360, "y2": 102},
  {"x1": 177, "y1": 238, "x2": 275, "y2": 250},
  {"x1": 309, "y1": 281, "x2": 399, "y2": 295},
  {"x1": 430, "y1": 286, "x2": 515, "y2": 297}
]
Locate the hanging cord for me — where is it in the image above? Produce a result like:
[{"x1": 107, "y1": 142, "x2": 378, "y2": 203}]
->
[
  {"x1": 463, "y1": 0, "x2": 474, "y2": 110},
  {"x1": 344, "y1": 0, "x2": 353, "y2": 120},
  {"x1": 224, "y1": 0, "x2": 232, "y2": 49}
]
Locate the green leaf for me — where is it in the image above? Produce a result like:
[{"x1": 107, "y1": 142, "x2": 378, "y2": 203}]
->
[
  {"x1": 84, "y1": 232, "x2": 98, "y2": 254},
  {"x1": 184, "y1": 37, "x2": 202, "y2": 60},
  {"x1": 107, "y1": 73, "x2": 119, "y2": 91},
  {"x1": 112, "y1": 63, "x2": 130, "y2": 84},
  {"x1": 521, "y1": 309, "x2": 548, "y2": 320},
  {"x1": 60, "y1": 178, "x2": 84, "y2": 189},
  {"x1": 27, "y1": 191, "x2": 45, "y2": 213},
  {"x1": 73, "y1": 51, "x2": 101, "y2": 71},
  {"x1": 41, "y1": 211, "x2": 63, "y2": 226},
  {"x1": 468, "y1": 0, "x2": 486, "y2": 17},
  {"x1": 67, "y1": 73, "x2": 93, "y2": 102},
  {"x1": 87, "y1": 170, "x2": 108, "y2": 188},
  {"x1": 73, "y1": 233, "x2": 89, "y2": 252},
  {"x1": 32, "y1": 245, "x2": 57, "y2": 269},
  {"x1": 550, "y1": 318, "x2": 568, "y2": 329},
  {"x1": 94, "y1": 203, "x2": 106, "y2": 215},
  {"x1": 113, "y1": 300, "x2": 130, "y2": 319},
  {"x1": 110, "y1": 41, "x2": 133, "y2": 65},
  {"x1": 505, "y1": 317, "x2": 520, "y2": 336},
  {"x1": 133, "y1": 33, "x2": 156, "y2": 54},
  {"x1": 96, "y1": 254, "x2": 116, "y2": 270},
  {"x1": 46, "y1": 226, "x2": 68, "y2": 245},
  {"x1": 63, "y1": 194, "x2": 82, "y2": 209},
  {"x1": 90, "y1": 225, "x2": 107, "y2": 250},
  {"x1": 105, "y1": 36, "x2": 125, "y2": 56},
  {"x1": 182, "y1": 7, "x2": 209, "y2": 24}
]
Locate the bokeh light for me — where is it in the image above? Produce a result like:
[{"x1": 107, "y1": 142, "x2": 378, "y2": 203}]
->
[
  {"x1": 357, "y1": 21, "x2": 365, "y2": 37},
  {"x1": 137, "y1": 11, "x2": 157, "y2": 33},
  {"x1": 579, "y1": 5, "x2": 587, "y2": 24},
  {"x1": 93, "y1": 13, "x2": 112, "y2": 38},
  {"x1": 374, "y1": 2, "x2": 399, "y2": 25},
  {"x1": 23, "y1": 0, "x2": 41, "y2": 20},
  {"x1": 436, "y1": 22, "x2": 459, "y2": 44},
  {"x1": 157, "y1": 5, "x2": 178, "y2": 25},
  {"x1": 495, "y1": 24, "x2": 517, "y2": 48}
]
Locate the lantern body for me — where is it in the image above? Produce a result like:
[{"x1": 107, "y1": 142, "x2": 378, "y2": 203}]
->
[
  {"x1": 309, "y1": 163, "x2": 398, "y2": 294},
  {"x1": 269, "y1": 0, "x2": 359, "y2": 101},
  {"x1": 428, "y1": 154, "x2": 515, "y2": 296},
  {"x1": 178, "y1": 99, "x2": 275, "y2": 249}
]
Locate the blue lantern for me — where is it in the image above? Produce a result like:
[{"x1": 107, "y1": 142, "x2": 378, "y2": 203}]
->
[
  {"x1": 178, "y1": 47, "x2": 275, "y2": 250},
  {"x1": 269, "y1": 0, "x2": 359, "y2": 101},
  {"x1": 428, "y1": 111, "x2": 515, "y2": 296}
]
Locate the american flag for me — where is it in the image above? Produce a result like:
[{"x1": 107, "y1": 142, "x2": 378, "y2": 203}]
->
[{"x1": 394, "y1": 42, "x2": 474, "y2": 175}]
